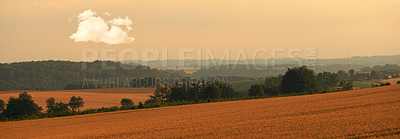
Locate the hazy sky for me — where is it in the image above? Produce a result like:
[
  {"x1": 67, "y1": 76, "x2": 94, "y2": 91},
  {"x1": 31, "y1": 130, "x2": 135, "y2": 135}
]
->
[{"x1": 1, "y1": 0, "x2": 399, "y2": 63}]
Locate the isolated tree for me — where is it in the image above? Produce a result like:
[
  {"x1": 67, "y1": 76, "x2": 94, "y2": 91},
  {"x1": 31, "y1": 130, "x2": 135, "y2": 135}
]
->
[
  {"x1": 370, "y1": 70, "x2": 379, "y2": 80},
  {"x1": 120, "y1": 98, "x2": 134, "y2": 107},
  {"x1": 281, "y1": 66, "x2": 318, "y2": 94},
  {"x1": 68, "y1": 96, "x2": 84, "y2": 112},
  {"x1": 0, "y1": 99, "x2": 5, "y2": 111},
  {"x1": 248, "y1": 84, "x2": 266, "y2": 96},
  {"x1": 3, "y1": 92, "x2": 42, "y2": 118},
  {"x1": 46, "y1": 97, "x2": 56, "y2": 114}
]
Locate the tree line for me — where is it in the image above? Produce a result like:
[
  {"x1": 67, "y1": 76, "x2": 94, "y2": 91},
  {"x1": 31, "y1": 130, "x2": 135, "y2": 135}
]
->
[
  {"x1": 248, "y1": 66, "x2": 354, "y2": 97},
  {"x1": 0, "y1": 61, "x2": 179, "y2": 91}
]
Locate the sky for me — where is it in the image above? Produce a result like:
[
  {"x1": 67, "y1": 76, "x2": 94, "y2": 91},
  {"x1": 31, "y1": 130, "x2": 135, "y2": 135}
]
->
[{"x1": 0, "y1": 0, "x2": 399, "y2": 63}]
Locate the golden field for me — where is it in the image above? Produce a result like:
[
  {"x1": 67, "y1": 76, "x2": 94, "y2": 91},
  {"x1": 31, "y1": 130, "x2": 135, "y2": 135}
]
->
[
  {"x1": 0, "y1": 85, "x2": 399, "y2": 138},
  {"x1": 381, "y1": 78, "x2": 400, "y2": 85},
  {"x1": 0, "y1": 88, "x2": 155, "y2": 110}
]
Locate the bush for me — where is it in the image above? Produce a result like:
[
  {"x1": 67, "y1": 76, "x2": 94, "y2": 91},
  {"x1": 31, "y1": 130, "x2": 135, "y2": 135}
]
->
[
  {"x1": 397, "y1": 80, "x2": 400, "y2": 84},
  {"x1": 138, "y1": 102, "x2": 144, "y2": 109},
  {"x1": 385, "y1": 82, "x2": 391, "y2": 86},
  {"x1": 3, "y1": 92, "x2": 42, "y2": 118},
  {"x1": 120, "y1": 98, "x2": 134, "y2": 107}
]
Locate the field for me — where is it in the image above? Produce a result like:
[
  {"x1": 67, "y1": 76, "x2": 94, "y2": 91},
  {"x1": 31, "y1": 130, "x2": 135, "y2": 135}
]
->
[
  {"x1": 0, "y1": 88, "x2": 155, "y2": 110},
  {"x1": 352, "y1": 81, "x2": 372, "y2": 88},
  {"x1": 0, "y1": 85, "x2": 399, "y2": 138},
  {"x1": 381, "y1": 78, "x2": 400, "y2": 85}
]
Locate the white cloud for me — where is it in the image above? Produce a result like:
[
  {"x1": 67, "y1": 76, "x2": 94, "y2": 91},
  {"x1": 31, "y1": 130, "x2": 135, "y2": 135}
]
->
[
  {"x1": 103, "y1": 12, "x2": 111, "y2": 16},
  {"x1": 69, "y1": 9, "x2": 134, "y2": 45}
]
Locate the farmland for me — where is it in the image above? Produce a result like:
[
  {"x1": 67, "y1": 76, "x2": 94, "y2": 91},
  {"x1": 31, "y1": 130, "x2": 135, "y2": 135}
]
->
[
  {"x1": 381, "y1": 78, "x2": 400, "y2": 85},
  {"x1": 0, "y1": 88, "x2": 154, "y2": 110},
  {"x1": 0, "y1": 85, "x2": 399, "y2": 138}
]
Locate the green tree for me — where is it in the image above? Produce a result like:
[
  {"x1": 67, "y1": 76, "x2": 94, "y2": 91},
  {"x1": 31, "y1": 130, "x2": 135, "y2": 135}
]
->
[
  {"x1": 120, "y1": 98, "x2": 134, "y2": 107},
  {"x1": 3, "y1": 92, "x2": 42, "y2": 118},
  {"x1": 202, "y1": 85, "x2": 222, "y2": 99},
  {"x1": 138, "y1": 102, "x2": 144, "y2": 108},
  {"x1": 68, "y1": 96, "x2": 84, "y2": 111},
  {"x1": 150, "y1": 85, "x2": 169, "y2": 104},
  {"x1": 349, "y1": 69, "x2": 355, "y2": 79},
  {"x1": 0, "y1": 99, "x2": 5, "y2": 111},
  {"x1": 317, "y1": 72, "x2": 340, "y2": 91},
  {"x1": 339, "y1": 80, "x2": 353, "y2": 90},
  {"x1": 281, "y1": 66, "x2": 318, "y2": 94},
  {"x1": 264, "y1": 75, "x2": 282, "y2": 96},
  {"x1": 46, "y1": 97, "x2": 56, "y2": 114},
  {"x1": 53, "y1": 102, "x2": 70, "y2": 113},
  {"x1": 248, "y1": 84, "x2": 265, "y2": 96},
  {"x1": 370, "y1": 70, "x2": 379, "y2": 80},
  {"x1": 337, "y1": 70, "x2": 348, "y2": 80}
]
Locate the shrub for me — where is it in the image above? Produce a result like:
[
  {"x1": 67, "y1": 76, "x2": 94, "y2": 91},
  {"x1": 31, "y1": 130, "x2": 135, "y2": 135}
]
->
[
  {"x1": 385, "y1": 82, "x2": 391, "y2": 86},
  {"x1": 120, "y1": 98, "x2": 134, "y2": 107},
  {"x1": 138, "y1": 102, "x2": 144, "y2": 109},
  {"x1": 397, "y1": 80, "x2": 400, "y2": 84}
]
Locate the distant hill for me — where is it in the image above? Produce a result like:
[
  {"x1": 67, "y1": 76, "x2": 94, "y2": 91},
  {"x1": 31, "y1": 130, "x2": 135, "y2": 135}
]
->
[
  {"x1": 123, "y1": 55, "x2": 400, "y2": 68},
  {"x1": 0, "y1": 61, "x2": 179, "y2": 91}
]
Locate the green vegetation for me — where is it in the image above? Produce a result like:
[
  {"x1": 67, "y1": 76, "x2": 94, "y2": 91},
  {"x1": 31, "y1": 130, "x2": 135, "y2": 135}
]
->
[
  {"x1": 352, "y1": 81, "x2": 372, "y2": 88},
  {"x1": 317, "y1": 72, "x2": 340, "y2": 91},
  {"x1": 0, "y1": 99, "x2": 5, "y2": 111},
  {"x1": 0, "y1": 61, "x2": 179, "y2": 91},
  {"x1": 248, "y1": 84, "x2": 265, "y2": 96},
  {"x1": 69, "y1": 96, "x2": 85, "y2": 111},
  {"x1": 3, "y1": 92, "x2": 43, "y2": 118},
  {"x1": 145, "y1": 81, "x2": 240, "y2": 104},
  {"x1": 0, "y1": 66, "x2": 363, "y2": 122},
  {"x1": 281, "y1": 66, "x2": 318, "y2": 93},
  {"x1": 230, "y1": 79, "x2": 264, "y2": 95},
  {"x1": 397, "y1": 81, "x2": 400, "y2": 84},
  {"x1": 120, "y1": 98, "x2": 134, "y2": 107}
]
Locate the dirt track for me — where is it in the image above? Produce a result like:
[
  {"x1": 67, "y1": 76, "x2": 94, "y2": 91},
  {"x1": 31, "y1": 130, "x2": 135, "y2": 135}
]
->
[{"x1": 0, "y1": 85, "x2": 399, "y2": 138}]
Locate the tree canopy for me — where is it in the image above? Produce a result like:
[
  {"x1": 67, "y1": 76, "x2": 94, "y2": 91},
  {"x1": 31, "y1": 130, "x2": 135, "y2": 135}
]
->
[{"x1": 281, "y1": 66, "x2": 318, "y2": 93}]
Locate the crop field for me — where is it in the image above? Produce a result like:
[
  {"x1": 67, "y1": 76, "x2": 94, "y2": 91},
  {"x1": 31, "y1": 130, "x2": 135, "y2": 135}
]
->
[
  {"x1": 0, "y1": 88, "x2": 155, "y2": 110},
  {"x1": 1, "y1": 85, "x2": 399, "y2": 138},
  {"x1": 381, "y1": 78, "x2": 400, "y2": 85}
]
